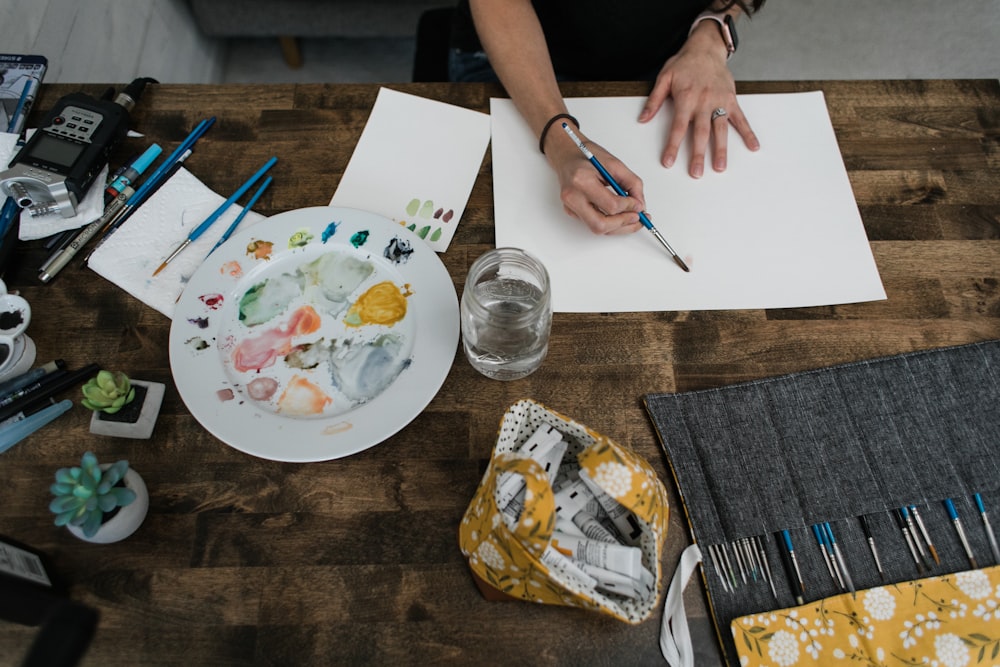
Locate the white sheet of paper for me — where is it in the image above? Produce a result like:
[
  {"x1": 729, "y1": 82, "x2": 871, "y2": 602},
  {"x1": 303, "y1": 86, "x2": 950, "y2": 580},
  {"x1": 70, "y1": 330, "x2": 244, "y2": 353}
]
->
[
  {"x1": 330, "y1": 87, "x2": 491, "y2": 252},
  {"x1": 491, "y1": 91, "x2": 886, "y2": 312}
]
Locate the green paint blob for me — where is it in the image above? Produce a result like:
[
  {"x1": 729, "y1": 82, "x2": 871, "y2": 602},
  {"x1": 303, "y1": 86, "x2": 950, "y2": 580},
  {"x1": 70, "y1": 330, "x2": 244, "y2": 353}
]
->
[
  {"x1": 407, "y1": 223, "x2": 416, "y2": 231},
  {"x1": 417, "y1": 225, "x2": 430, "y2": 239},
  {"x1": 349, "y1": 230, "x2": 369, "y2": 248},
  {"x1": 405, "y1": 198, "x2": 420, "y2": 216},
  {"x1": 418, "y1": 200, "x2": 434, "y2": 219},
  {"x1": 430, "y1": 227, "x2": 442, "y2": 242}
]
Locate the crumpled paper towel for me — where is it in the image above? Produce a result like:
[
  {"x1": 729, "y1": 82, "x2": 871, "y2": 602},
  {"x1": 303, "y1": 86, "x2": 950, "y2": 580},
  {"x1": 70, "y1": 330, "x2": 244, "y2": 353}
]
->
[
  {"x1": 0, "y1": 131, "x2": 106, "y2": 240},
  {"x1": 87, "y1": 166, "x2": 265, "y2": 319}
]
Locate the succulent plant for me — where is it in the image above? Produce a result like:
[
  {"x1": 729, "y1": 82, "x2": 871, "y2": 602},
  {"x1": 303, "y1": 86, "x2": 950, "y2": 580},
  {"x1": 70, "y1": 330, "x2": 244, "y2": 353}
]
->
[
  {"x1": 81, "y1": 370, "x2": 135, "y2": 414},
  {"x1": 49, "y1": 451, "x2": 136, "y2": 538}
]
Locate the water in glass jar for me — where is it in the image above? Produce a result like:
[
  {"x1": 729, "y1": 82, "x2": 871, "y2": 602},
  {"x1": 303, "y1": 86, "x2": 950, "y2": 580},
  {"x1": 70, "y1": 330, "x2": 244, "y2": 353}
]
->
[{"x1": 462, "y1": 276, "x2": 551, "y2": 380}]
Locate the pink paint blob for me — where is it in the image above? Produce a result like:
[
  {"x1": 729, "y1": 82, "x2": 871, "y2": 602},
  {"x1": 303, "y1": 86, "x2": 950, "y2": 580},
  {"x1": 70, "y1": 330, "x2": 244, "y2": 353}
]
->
[
  {"x1": 199, "y1": 293, "x2": 224, "y2": 309},
  {"x1": 247, "y1": 377, "x2": 280, "y2": 401},
  {"x1": 232, "y1": 305, "x2": 322, "y2": 372}
]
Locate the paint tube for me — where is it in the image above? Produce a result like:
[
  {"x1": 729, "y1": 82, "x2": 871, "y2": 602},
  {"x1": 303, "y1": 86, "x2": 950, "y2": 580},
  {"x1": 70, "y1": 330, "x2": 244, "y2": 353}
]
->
[
  {"x1": 495, "y1": 424, "x2": 563, "y2": 510},
  {"x1": 579, "y1": 468, "x2": 645, "y2": 546},
  {"x1": 555, "y1": 516, "x2": 588, "y2": 538},
  {"x1": 499, "y1": 427, "x2": 567, "y2": 524},
  {"x1": 572, "y1": 510, "x2": 620, "y2": 544},
  {"x1": 575, "y1": 560, "x2": 642, "y2": 599},
  {"x1": 541, "y1": 545, "x2": 598, "y2": 590},
  {"x1": 550, "y1": 531, "x2": 642, "y2": 580}
]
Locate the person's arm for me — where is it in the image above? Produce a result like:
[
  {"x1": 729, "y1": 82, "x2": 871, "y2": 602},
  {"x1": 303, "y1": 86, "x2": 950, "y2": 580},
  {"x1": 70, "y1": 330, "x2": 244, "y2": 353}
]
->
[
  {"x1": 638, "y1": 3, "x2": 760, "y2": 178},
  {"x1": 469, "y1": 0, "x2": 645, "y2": 235}
]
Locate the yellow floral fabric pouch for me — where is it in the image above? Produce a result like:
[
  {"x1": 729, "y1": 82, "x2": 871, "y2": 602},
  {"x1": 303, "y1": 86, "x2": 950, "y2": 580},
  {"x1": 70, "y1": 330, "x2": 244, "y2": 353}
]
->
[
  {"x1": 733, "y1": 565, "x2": 1000, "y2": 666},
  {"x1": 458, "y1": 399, "x2": 670, "y2": 624}
]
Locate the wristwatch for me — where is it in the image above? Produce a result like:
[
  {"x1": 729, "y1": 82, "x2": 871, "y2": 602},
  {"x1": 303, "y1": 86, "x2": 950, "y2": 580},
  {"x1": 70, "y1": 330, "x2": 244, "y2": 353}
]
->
[{"x1": 689, "y1": 11, "x2": 738, "y2": 60}]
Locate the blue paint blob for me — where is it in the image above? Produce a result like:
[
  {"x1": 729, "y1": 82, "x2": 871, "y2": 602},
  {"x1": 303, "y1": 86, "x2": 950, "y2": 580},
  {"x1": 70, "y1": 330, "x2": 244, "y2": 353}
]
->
[{"x1": 321, "y1": 221, "x2": 341, "y2": 243}]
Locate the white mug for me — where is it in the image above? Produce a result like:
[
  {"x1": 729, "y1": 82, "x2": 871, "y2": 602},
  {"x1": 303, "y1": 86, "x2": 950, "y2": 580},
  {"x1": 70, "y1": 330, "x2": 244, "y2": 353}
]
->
[{"x1": 0, "y1": 279, "x2": 34, "y2": 381}]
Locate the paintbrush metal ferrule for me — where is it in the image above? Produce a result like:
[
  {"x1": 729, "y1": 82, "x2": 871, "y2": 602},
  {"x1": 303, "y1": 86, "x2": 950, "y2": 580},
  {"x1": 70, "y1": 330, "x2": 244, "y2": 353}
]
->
[
  {"x1": 909, "y1": 506, "x2": 940, "y2": 565},
  {"x1": 153, "y1": 239, "x2": 191, "y2": 276},
  {"x1": 974, "y1": 494, "x2": 1000, "y2": 564}
]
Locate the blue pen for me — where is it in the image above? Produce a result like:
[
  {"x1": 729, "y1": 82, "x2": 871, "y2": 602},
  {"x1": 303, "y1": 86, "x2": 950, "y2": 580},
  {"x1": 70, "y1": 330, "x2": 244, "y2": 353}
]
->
[
  {"x1": 974, "y1": 494, "x2": 1000, "y2": 564},
  {"x1": 7, "y1": 79, "x2": 33, "y2": 134},
  {"x1": 944, "y1": 498, "x2": 977, "y2": 569},
  {"x1": 105, "y1": 143, "x2": 162, "y2": 203},
  {"x1": 153, "y1": 156, "x2": 278, "y2": 276},
  {"x1": 208, "y1": 175, "x2": 272, "y2": 256},
  {"x1": 561, "y1": 122, "x2": 690, "y2": 272}
]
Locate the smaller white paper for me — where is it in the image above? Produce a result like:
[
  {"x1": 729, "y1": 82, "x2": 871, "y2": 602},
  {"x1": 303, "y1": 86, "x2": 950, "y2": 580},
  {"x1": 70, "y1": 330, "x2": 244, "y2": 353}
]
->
[{"x1": 330, "y1": 87, "x2": 491, "y2": 252}]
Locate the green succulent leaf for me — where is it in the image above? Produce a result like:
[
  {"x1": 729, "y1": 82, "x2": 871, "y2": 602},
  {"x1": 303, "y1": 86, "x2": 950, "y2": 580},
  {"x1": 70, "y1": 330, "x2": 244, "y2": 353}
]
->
[
  {"x1": 49, "y1": 496, "x2": 82, "y2": 513},
  {"x1": 81, "y1": 511, "x2": 103, "y2": 538},
  {"x1": 108, "y1": 487, "x2": 136, "y2": 507},
  {"x1": 97, "y1": 493, "x2": 118, "y2": 513},
  {"x1": 54, "y1": 468, "x2": 76, "y2": 485},
  {"x1": 53, "y1": 509, "x2": 78, "y2": 527},
  {"x1": 50, "y1": 482, "x2": 75, "y2": 496}
]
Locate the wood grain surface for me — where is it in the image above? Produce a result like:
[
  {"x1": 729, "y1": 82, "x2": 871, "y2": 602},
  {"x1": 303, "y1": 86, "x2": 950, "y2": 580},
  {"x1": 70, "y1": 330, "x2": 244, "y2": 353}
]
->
[{"x1": 1, "y1": 80, "x2": 998, "y2": 666}]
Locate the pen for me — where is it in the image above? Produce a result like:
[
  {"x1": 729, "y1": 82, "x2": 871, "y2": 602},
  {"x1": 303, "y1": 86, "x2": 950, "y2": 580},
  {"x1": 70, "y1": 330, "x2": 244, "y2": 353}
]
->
[
  {"x1": 0, "y1": 359, "x2": 65, "y2": 399},
  {"x1": 944, "y1": 498, "x2": 977, "y2": 569},
  {"x1": 207, "y1": 175, "x2": 272, "y2": 255},
  {"x1": 0, "y1": 363, "x2": 98, "y2": 424},
  {"x1": 105, "y1": 143, "x2": 162, "y2": 204},
  {"x1": 974, "y1": 493, "x2": 1000, "y2": 564},
  {"x1": 153, "y1": 156, "x2": 277, "y2": 276},
  {"x1": 561, "y1": 122, "x2": 690, "y2": 272},
  {"x1": 8, "y1": 79, "x2": 33, "y2": 134},
  {"x1": 39, "y1": 185, "x2": 135, "y2": 282},
  {"x1": 82, "y1": 149, "x2": 193, "y2": 265}
]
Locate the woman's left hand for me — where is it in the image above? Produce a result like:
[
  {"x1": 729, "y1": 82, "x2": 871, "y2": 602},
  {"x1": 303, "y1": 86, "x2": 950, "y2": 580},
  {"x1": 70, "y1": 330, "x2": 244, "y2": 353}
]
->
[{"x1": 638, "y1": 21, "x2": 760, "y2": 178}]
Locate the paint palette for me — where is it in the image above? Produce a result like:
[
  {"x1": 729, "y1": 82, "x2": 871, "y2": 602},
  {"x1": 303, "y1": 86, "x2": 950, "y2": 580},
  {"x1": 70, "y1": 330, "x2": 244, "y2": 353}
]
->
[{"x1": 169, "y1": 206, "x2": 460, "y2": 462}]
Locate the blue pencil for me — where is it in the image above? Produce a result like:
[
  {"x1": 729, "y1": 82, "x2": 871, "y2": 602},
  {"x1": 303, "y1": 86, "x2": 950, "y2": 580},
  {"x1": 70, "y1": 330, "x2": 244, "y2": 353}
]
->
[
  {"x1": 153, "y1": 156, "x2": 277, "y2": 275},
  {"x1": 561, "y1": 122, "x2": 690, "y2": 272}
]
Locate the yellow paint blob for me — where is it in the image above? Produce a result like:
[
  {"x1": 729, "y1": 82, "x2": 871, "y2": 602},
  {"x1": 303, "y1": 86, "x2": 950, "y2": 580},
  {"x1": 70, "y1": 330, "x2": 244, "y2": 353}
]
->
[{"x1": 344, "y1": 281, "x2": 410, "y2": 327}]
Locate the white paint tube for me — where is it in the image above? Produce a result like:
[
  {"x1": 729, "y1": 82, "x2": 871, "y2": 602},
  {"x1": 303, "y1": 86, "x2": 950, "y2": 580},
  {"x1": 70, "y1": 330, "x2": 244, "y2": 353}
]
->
[
  {"x1": 579, "y1": 469, "x2": 645, "y2": 546},
  {"x1": 500, "y1": 429, "x2": 567, "y2": 524},
  {"x1": 572, "y1": 510, "x2": 620, "y2": 544},
  {"x1": 555, "y1": 516, "x2": 588, "y2": 538},
  {"x1": 495, "y1": 424, "x2": 563, "y2": 510},
  {"x1": 575, "y1": 560, "x2": 642, "y2": 600},
  {"x1": 550, "y1": 531, "x2": 642, "y2": 580},
  {"x1": 541, "y1": 545, "x2": 598, "y2": 590}
]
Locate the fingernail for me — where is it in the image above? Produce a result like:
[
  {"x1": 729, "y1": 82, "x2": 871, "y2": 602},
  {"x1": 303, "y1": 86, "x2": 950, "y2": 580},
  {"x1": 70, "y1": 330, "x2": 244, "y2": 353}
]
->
[
  {"x1": 692, "y1": 164, "x2": 703, "y2": 178},
  {"x1": 663, "y1": 156, "x2": 675, "y2": 168}
]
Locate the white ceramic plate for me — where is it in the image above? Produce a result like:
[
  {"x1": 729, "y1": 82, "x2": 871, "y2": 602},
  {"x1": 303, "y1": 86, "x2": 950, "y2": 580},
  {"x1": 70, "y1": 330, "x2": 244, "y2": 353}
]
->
[{"x1": 169, "y1": 206, "x2": 459, "y2": 462}]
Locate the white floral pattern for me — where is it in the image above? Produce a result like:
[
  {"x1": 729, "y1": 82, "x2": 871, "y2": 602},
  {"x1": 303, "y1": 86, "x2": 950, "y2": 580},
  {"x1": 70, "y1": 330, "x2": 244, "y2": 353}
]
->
[
  {"x1": 476, "y1": 540, "x2": 505, "y2": 571},
  {"x1": 734, "y1": 565, "x2": 1000, "y2": 667},
  {"x1": 590, "y1": 461, "x2": 633, "y2": 499}
]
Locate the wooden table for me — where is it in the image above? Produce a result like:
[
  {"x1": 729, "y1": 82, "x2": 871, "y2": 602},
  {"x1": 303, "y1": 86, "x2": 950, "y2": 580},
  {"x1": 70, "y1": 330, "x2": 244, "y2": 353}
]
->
[{"x1": 2, "y1": 80, "x2": 998, "y2": 666}]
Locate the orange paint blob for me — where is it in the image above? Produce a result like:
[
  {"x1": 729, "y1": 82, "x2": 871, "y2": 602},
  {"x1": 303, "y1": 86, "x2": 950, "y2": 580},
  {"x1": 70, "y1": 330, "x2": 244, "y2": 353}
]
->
[
  {"x1": 344, "y1": 281, "x2": 409, "y2": 328},
  {"x1": 277, "y1": 375, "x2": 332, "y2": 416},
  {"x1": 246, "y1": 240, "x2": 274, "y2": 260},
  {"x1": 220, "y1": 261, "x2": 243, "y2": 277}
]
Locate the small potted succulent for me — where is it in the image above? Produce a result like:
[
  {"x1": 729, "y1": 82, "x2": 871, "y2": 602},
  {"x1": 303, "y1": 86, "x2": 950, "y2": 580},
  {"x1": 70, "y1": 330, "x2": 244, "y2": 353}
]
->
[
  {"x1": 82, "y1": 370, "x2": 164, "y2": 439},
  {"x1": 49, "y1": 451, "x2": 149, "y2": 543}
]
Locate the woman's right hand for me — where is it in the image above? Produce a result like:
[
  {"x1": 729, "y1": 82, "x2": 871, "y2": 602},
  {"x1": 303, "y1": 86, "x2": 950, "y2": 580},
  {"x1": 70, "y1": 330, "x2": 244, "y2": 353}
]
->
[{"x1": 543, "y1": 129, "x2": 647, "y2": 236}]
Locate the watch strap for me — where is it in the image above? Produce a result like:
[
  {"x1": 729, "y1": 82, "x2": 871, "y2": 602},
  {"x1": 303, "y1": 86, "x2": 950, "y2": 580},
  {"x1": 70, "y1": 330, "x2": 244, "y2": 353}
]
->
[{"x1": 689, "y1": 11, "x2": 738, "y2": 60}]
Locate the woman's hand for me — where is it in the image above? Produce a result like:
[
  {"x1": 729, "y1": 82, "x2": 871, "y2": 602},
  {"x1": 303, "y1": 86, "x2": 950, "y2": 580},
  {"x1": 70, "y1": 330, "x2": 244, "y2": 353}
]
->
[
  {"x1": 638, "y1": 20, "x2": 760, "y2": 178},
  {"x1": 544, "y1": 130, "x2": 646, "y2": 236}
]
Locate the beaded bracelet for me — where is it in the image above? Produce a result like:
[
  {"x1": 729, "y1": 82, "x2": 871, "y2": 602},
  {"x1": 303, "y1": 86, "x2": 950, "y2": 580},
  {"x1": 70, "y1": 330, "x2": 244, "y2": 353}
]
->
[{"x1": 538, "y1": 113, "x2": 579, "y2": 155}]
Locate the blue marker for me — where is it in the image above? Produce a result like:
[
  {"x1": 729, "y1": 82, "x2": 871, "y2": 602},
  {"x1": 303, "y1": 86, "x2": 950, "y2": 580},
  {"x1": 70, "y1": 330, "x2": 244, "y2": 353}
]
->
[{"x1": 105, "y1": 143, "x2": 162, "y2": 203}]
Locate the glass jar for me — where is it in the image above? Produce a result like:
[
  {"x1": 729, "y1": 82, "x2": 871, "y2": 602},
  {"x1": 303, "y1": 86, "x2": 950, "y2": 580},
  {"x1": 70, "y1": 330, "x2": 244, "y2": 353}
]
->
[{"x1": 461, "y1": 248, "x2": 552, "y2": 380}]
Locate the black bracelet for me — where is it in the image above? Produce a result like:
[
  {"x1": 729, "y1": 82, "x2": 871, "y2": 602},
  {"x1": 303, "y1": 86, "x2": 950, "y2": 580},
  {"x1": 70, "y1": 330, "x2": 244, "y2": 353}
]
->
[{"x1": 538, "y1": 113, "x2": 579, "y2": 155}]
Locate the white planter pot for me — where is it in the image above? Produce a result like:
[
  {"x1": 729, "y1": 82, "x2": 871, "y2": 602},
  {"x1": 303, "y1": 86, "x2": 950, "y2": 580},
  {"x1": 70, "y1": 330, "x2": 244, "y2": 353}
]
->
[
  {"x1": 88, "y1": 380, "x2": 165, "y2": 439},
  {"x1": 66, "y1": 467, "x2": 149, "y2": 544}
]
